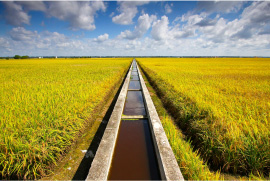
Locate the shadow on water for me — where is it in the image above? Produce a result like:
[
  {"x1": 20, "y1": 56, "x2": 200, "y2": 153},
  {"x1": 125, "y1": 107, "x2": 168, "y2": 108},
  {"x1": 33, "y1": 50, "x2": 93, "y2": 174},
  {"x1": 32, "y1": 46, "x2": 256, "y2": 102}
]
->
[
  {"x1": 108, "y1": 119, "x2": 160, "y2": 180},
  {"x1": 142, "y1": 119, "x2": 161, "y2": 180},
  {"x1": 72, "y1": 65, "x2": 130, "y2": 180},
  {"x1": 128, "y1": 80, "x2": 141, "y2": 90},
  {"x1": 123, "y1": 91, "x2": 146, "y2": 115}
]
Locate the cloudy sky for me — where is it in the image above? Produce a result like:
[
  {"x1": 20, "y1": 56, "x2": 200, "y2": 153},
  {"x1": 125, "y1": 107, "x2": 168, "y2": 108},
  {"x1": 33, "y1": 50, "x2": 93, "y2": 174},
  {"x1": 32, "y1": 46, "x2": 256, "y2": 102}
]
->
[{"x1": 0, "y1": 1, "x2": 270, "y2": 57}]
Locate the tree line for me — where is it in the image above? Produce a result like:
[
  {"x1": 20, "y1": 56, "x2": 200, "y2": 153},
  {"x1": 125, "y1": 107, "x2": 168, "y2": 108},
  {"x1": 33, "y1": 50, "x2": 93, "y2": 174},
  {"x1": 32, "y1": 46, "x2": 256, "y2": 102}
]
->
[{"x1": 14, "y1": 55, "x2": 29, "y2": 59}]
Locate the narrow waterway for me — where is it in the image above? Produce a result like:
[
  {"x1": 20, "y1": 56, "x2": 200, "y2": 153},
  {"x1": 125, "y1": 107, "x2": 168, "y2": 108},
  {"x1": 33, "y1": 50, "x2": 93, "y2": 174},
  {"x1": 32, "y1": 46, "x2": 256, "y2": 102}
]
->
[{"x1": 108, "y1": 60, "x2": 161, "y2": 180}]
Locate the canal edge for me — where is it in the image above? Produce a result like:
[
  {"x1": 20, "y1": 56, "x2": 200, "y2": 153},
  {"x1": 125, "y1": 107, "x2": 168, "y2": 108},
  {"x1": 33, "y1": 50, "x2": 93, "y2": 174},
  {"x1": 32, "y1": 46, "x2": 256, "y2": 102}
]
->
[
  {"x1": 137, "y1": 61, "x2": 185, "y2": 180},
  {"x1": 85, "y1": 61, "x2": 132, "y2": 180}
]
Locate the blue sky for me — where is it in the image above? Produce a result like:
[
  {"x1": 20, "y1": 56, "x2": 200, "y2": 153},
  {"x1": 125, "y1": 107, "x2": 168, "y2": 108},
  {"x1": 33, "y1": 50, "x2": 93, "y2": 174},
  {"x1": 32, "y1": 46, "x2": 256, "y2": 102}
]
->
[{"x1": 0, "y1": 1, "x2": 269, "y2": 56}]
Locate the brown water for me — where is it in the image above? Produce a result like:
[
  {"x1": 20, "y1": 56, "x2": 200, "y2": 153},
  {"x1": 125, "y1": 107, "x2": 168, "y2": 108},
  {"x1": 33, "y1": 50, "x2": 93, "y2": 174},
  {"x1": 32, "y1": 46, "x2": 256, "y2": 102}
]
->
[
  {"x1": 123, "y1": 91, "x2": 146, "y2": 115},
  {"x1": 108, "y1": 119, "x2": 160, "y2": 180},
  {"x1": 128, "y1": 81, "x2": 141, "y2": 90}
]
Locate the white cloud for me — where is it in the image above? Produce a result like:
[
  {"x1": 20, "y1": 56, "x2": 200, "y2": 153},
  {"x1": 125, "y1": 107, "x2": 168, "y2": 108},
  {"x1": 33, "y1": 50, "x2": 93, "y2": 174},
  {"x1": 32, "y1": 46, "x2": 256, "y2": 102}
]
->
[
  {"x1": 3, "y1": 1, "x2": 46, "y2": 26},
  {"x1": 181, "y1": 13, "x2": 205, "y2": 25},
  {"x1": 151, "y1": 16, "x2": 170, "y2": 41},
  {"x1": 16, "y1": 1, "x2": 46, "y2": 12},
  {"x1": 109, "y1": 12, "x2": 115, "y2": 18},
  {"x1": 201, "y1": 1, "x2": 270, "y2": 42},
  {"x1": 196, "y1": 1, "x2": 244, "y2": 14},
  {"x1": 1, "y1": 29, "x2": 270, "y2": 57},
  {"x1": 118, "y1": 14, "x2": 156, "y2": 40},
  {"x1": 47, "y1": 1, "x2": 106, "y2": 31},
  {"x1": 199, "y1": 17, "x2": 227, "y2": 43},
  {"x1": 40, "y1": 31, "x2": 68, "y2": 49},
  {"x1": 9, "y1": 27, "x2": 38, "y2": 42},
  {"x1": 172, "y1": 28, "x2": 196, "y2": 39},
  {"x1": 171, "y1": 1, "x2": 270, "y2": 45},
  {"x1": 146, "y1": 1, "x2": 270, "y2": 55},
  {"x1": 195, "y1": 18, "x2": 217, "y2": 27},
  {"x1": 112, "y1": 1, "x2": 149, "y2": 25},
  {"x1": 6, "y1": 27, "x2": 79, "y2": 53},
  {"x1": 151, "y1": 15, "x2": 198, "y2": 41},
  {"x1": 0, "y1": 27, "x2": 84, "y2": 56},
  {"x1": 0, "y1": 37, "x2": 10, "y2": 49},
  {"x1": 165, "y1": 3, "x2": 173, "y2": 14},
  {"x1": 2, "y1": 1, "x2": 105, "y2": 31},
  {"x1": 93, "y1": 33, "x2": 109, "y2": 43},
  {"x1": 125, "y1": 40, "x2": 142, "y2": 50},
  {"x1": 3, "y1": 2, "x2": 30, "y2": 26},
  {"x1": 259, "y1": 26, "x2": 270, "y2": 35},
  {"x1": 241, "y1": 1, "x2": 270, "y2": 25}
]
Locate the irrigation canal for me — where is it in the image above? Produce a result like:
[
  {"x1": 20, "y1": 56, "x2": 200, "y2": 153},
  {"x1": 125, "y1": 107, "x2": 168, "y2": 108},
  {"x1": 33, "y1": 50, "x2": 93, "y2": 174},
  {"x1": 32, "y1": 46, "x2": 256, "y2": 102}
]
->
[{"x1": 86, "y1": 59, "x2": 183, "y2": 180}]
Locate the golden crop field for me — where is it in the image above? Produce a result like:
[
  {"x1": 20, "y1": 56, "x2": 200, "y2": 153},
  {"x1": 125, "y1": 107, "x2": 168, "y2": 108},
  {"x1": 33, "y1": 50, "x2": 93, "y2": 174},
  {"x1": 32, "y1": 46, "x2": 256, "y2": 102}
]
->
[
  {"x1": 0, "y1": 58, "x2": 131, "y2": 179},
  {"x1": 137, "y1": 58, "x2": 270, "y2": 177}
]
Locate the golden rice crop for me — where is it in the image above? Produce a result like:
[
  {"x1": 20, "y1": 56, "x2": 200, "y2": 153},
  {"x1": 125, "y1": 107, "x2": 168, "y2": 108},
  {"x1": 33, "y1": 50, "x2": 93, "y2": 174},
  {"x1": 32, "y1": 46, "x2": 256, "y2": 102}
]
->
[
  {"x1": 137, "y1": 58, "x2": 270, "y2": 177},
  {"x1": 140, "y1": 71, "x2": 221, "y2": 180},
  {"x1": 0, "y1": 58, "x2": 131, "y2": 179}
]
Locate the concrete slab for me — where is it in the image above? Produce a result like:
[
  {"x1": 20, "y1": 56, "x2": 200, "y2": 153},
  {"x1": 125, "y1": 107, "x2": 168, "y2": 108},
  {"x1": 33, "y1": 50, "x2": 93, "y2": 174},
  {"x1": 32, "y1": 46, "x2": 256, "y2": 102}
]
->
[
  {"x1": 85, "y1": 62, "x2": 133, "y2": 180},
  {"x1": 137, "y1": 61, "x2": 185, "y2": 181},
  {"x1": 121, "y1": 115, "x2": 147, "y2": 119},
  {"x1": 128, "y1": 89, "x2": 142, "y2": 91}
]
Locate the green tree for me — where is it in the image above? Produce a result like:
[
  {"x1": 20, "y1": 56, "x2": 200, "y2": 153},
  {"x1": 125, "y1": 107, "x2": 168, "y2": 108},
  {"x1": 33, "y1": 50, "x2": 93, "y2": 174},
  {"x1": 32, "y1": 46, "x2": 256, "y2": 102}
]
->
[
  {"x1": 21, "y1": 55, "x2": 29, "y2": 59},
  {"x1": 14, "y1": 55, "x2": 21, "y2": 59}
]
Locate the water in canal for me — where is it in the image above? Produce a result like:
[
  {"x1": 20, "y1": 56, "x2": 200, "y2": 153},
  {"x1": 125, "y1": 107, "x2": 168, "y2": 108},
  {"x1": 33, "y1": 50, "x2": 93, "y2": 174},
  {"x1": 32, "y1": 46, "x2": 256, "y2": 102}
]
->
[
  {"x1": 108, "y1": 119, "x2": 160, "y2": 180},
  {"x1": 108, "y1": 61, "x2": 161, "y2": 180}
]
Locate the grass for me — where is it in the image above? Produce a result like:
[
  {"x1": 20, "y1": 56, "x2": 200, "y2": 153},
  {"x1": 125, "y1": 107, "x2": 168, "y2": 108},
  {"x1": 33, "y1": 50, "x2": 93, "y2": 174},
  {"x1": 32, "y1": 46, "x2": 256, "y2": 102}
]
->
[
  {"x1": 137, "y1": 58, "x2": 270, "y2": 178},
  {"x1": 0, "y1": 58, "x2": 131, "y2": 179},
  {"x1": 140, "y1": 69, "x2": 221, "y2": 180}
]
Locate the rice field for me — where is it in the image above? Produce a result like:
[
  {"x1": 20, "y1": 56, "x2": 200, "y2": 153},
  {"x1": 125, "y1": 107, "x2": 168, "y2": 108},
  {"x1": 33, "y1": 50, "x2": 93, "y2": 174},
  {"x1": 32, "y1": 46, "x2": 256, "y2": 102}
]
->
[
  {"x1": 0, "y1": 58, "x2": 131, "y2": 179},
  {"x1": 137, "y1": 58, "x2": 270, "y2": 177},
  {"x1": 140, "y1": 72, "x2": 222, "y2": 180}
]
